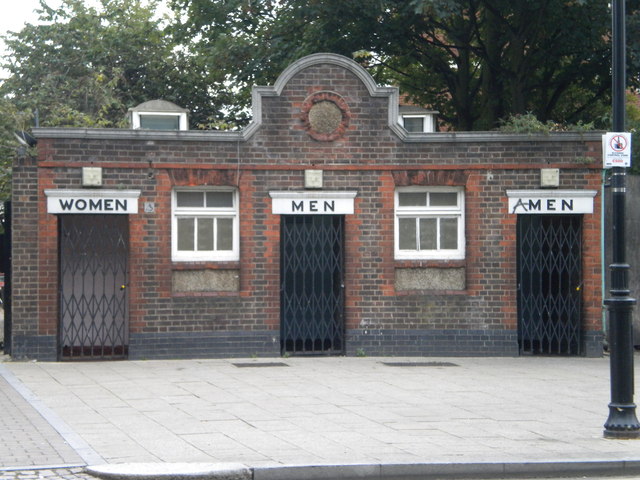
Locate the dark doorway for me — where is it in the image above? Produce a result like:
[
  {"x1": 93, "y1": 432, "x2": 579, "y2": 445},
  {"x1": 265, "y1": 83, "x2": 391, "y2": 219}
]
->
[
  {"x1": 280, "y1": 215, "x2": 345, "y2": 355},
  {"x1": 59, "y1": 215, "x2": 129, "y2": 359},
  {"x1": 517, "y1": 215, "x2": 582, "y2": 355}
]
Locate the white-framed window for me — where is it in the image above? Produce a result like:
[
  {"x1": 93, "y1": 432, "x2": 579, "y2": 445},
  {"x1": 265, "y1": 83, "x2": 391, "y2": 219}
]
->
[
  {"x1": 132, "y1": 112, "x2": 188, "y2": 131},
  {"x1": 399, "y1": 114, "x2": 435, "y2": 133},
  {"x1": 172, "y1": 188, "x2": 239, "y2": 262},
  {"x1": 402, "y1": 115, "x2": 426, "y2": 132},
  {"x1": 395, "y1": 187, "x2": 465, "y2": 260}
]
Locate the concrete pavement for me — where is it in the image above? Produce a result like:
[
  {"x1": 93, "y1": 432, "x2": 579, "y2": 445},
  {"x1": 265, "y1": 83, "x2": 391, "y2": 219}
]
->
[{"x1": 1, "y1": 354, "x2": 640, "y2": 479}]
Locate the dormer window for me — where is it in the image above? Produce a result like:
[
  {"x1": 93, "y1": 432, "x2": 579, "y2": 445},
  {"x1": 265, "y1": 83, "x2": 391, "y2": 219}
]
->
[
  {"x1": 398, "y1": 105, "x2": 438, "y2": 133},
  {"x1": 402, "y1": 115, "x2": 427, "y2": 133},
  {"x1": 136, "y1": 113, "x2": 185, "y2": 131},
  {"x1": 128, "y1": 99, "x2": 189, "y2": 131}
]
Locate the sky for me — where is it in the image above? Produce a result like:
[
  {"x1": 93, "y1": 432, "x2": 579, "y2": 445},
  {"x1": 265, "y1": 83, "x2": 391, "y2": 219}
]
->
[
  {"x1": 1, "y1": 0, "x2": 165, "y2": 63},
  {"x1": 1, "y1": 0, "x2": 63, "y2": 69},
  {"x1": 1, "y1": 0, "x2": 62, "y2": 38}
]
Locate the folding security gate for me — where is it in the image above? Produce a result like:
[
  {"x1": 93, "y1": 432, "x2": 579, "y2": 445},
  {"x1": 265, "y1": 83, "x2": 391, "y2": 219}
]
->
[
  {"x1": 281, "y1": 215, "x2": 344, "y2": 355},
  {"x1": 517, "y1": 215, "x2": 582, "y2": 355},
  {"x1": 59, "y1": 215, "x2": 129, "y2": 359}
]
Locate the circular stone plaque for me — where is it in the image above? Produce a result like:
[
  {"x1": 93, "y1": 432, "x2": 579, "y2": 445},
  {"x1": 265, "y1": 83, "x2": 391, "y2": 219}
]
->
[{"x1": 301, "y1": 92, "x2": 351, "y2": 141}]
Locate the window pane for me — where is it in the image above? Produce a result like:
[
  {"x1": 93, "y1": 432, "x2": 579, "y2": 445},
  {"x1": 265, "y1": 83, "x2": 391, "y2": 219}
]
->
[
  {"x1": 140, "y1": 115, "x2": 180, "y2": 130},
  {"x1": 399, "y1": 218, "x2": 417, "y2": 249},
  {"x1": 177, "y1": 192, "x2": 204, "y2": 207},
  {"x1": 217, "y1": 218, "x2": 233, "y2": 250},
  {"x1": 419, "y1": 218, "x2": 437, "y2": 250},
  {"x1": 206, "y1": 191, "x2": 234, "y2": 208},
  {"x1": 440, "y1": 218, "x2": 458, "y2": 249},
  {"x1": 197, "y1": 218, "x2": 214, "y2": 251},
  {"x1": 403, "y1": 117, "x2": 424, "y2": 132},
  {"x1": 177, "y1": 218, "x2": 194, "y2": 251},
  {"x1": 398, "y1": 192, "x2": 427, "y2": 207},
  {"x1": 430, "y1": 192, "x2": 458, "y2": 207}
]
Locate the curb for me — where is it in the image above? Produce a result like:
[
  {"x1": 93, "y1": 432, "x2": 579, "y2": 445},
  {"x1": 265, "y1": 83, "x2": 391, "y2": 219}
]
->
[
  {"x1": 254, "y1": 461, "x2": 640, "y2": 479},
  {"x1": 85, "y1": 460, "x2": 640, "y2": 480},
  {"x1": 0, "y1": 464, "x2": 85, "y2": 473},
  {"x1": 86, "y1": 463, "x2": 251, "y2": 480}
]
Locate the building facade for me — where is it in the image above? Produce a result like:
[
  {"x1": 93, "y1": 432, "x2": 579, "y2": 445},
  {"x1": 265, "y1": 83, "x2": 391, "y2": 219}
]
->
[{"x1": 8, "y1": 54, "x2": 604, "y2": 360}]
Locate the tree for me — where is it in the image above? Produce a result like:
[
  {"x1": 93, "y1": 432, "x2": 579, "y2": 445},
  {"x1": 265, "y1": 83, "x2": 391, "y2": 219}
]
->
[
  {"x1": 0, "y1": 0, "x2": 224, "y2": 129},
  {"x1": 170, "y1": 0, "x2": 639, "y2": 131},
  {"x1": 628, "y1": 92, "x2": 640, "y2": 175},
  {"x1": 0, "y1": 99, "x2": 33, "y2": 204}
]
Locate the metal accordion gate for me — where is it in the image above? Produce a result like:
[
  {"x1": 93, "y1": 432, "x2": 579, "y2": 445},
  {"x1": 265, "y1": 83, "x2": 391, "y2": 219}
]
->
[
  {"x1": 517, "y1": 214, "x2": 582, "y2": 355},
  {"x1": 280, "y1": 215, "x2": 345, "y2": 355},
  {"x1": 59, "y1": 215, "x2": 129, "y2": 359}
]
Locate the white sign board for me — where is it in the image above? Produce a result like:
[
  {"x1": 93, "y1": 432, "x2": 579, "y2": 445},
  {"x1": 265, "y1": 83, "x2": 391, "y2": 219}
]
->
[
  {"x1": 270, "y1": 191, "x2": 357, "y2": 215},
  {"x1": 507, "y1": 190, "x2": 597, "y2": 215},
  {"x1": 603, "y1": 132, "x2": 631, "y2": 168},
  {"x1": 45, "y1": 189, "x2": 140, "y2": 214}
]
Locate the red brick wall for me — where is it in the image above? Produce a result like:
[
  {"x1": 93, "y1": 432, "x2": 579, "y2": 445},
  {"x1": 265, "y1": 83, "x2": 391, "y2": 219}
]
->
[{"x1": 10, "y1": 58, "x2": 605, "y2": 359}]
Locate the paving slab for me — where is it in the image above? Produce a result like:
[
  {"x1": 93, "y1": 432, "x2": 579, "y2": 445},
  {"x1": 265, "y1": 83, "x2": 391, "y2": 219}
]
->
[
  {"x1": 1, "y1": 355, "x2": 640, "y2": 480},
  {"x1": 0, "y1": 369, "x2": 84, "y2": 470}
]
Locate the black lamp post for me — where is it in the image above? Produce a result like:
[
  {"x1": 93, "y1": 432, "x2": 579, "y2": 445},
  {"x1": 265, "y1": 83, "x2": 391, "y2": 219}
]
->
[{"x1": 603, "y1": 0, "x2": 640, "y2": 439}]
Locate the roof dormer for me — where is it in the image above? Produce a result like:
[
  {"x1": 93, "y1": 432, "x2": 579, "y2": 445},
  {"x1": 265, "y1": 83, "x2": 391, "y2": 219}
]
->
[
  {"x1": 128, "y1": 99, "x2": 189, "y2": 131},
  {"x1": 398, "y1": 105, "x2": 438, "y2": 133}
]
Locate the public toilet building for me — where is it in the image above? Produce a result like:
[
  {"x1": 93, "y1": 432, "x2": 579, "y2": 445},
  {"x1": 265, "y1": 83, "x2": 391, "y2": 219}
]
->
[{"x1": 7, "y1": 54, "x2": 604, "y2": 360}]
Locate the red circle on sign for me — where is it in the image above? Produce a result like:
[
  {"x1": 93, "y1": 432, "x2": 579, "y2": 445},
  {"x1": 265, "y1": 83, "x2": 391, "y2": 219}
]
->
[{"x1": 610, "y1": 135, "x2": 627, "y2": 152}]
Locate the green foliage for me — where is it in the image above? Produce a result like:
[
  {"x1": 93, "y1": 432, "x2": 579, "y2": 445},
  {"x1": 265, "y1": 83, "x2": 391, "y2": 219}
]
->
[
  {"x1": 0, "y1": 0, "x2": 238, "y2": 130},
  {"x1": 170, "y1": 0, "x2": 632, "y2": 132},
  {"x1": 0, "y1": 98, "x2": 33, "y2": 204},
  {"x1": 498, "y1": 113, "x2": 595, "y2": 134},
  {"x1": 1, "y1": 0, "x2": 176, "y2": 128},
  {"x1": 630, "y1": 12, "x2": 640, "y2": 91},
  {"x1": 627, "y1": 93, "x2": 640, "y2": 175},
  {"x1": 498, "y1": 113, "x2": 557, "y2": 134}
]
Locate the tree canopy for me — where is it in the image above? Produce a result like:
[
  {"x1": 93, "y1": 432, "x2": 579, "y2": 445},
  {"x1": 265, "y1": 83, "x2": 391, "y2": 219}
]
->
[
  {"x1": 170, "y1": 0, "x2": 640, "y2": 131},
  {"x1": 1, "y1": 0, "x2": 210, "y2": 128},
  {"x1": 3, "y1": 0, "x2": 640, "y2": 133}
]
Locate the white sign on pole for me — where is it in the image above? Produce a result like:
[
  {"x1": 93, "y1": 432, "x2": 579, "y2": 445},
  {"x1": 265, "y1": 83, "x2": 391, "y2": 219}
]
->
[{"x1": 603, "y1": 132, "x2": 632, "y2": 168}]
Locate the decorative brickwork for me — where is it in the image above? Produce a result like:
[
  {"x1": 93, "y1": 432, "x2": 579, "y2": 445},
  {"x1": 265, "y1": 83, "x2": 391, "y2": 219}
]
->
[
  {"x1": 300, "y1": 91, "x2": 351, "y2": 141},
  {"x1": 10, "y1": 53, "x2": 604, "y2": 360}
]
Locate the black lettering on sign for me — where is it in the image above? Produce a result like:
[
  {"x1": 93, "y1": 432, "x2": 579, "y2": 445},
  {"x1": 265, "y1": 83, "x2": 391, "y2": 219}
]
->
[
  {"x1": 562, "y1": 199, "x2": 573, "y2": 211},
  {"x1": 57, "y1": 198, "x2": 128, "y2": 211}
]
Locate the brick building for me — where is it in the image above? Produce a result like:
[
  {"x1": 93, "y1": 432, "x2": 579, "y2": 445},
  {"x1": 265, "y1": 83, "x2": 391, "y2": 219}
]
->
[{"x1": 7, "y1": 53, "x2": 604, "y2": 360}]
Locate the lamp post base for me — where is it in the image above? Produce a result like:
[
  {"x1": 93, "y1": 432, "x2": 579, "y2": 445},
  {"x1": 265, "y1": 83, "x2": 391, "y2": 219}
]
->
[{"x1": 604, "y1": 403, "x2": 640, "y2": 439}]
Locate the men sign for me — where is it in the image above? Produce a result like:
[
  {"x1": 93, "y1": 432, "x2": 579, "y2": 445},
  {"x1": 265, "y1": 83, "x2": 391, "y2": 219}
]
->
[
  {"x1": 270, "y1": 191, "x2": 357, "y2": 215},
  {"x1": 506, "y1": 190, "x2": 597, "y2": 215}
]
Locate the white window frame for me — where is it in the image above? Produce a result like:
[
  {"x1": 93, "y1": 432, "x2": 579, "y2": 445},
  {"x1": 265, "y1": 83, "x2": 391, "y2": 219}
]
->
[
  {"x1": 172, "y1": 188, "x2": 239, "y2": 262},
  {"x1": 399, "y1": 114, "x2": 435, "y2": 133},
  {"x1": 394, "y1": 186, "x2": 465, "y2": 260},
  {"x1": 132, "y1": 112, "x2": 188, "y2": 131}
]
